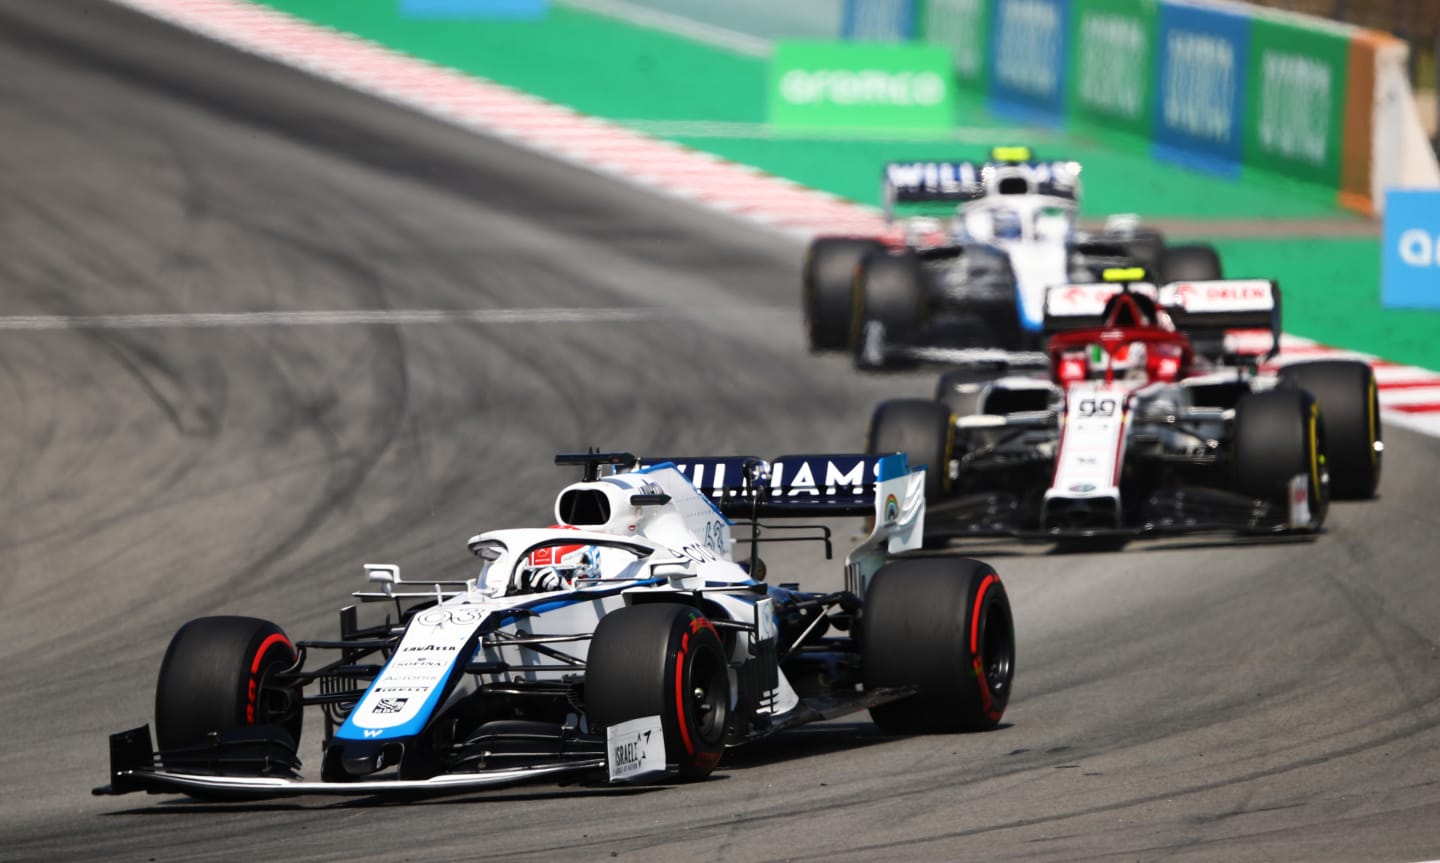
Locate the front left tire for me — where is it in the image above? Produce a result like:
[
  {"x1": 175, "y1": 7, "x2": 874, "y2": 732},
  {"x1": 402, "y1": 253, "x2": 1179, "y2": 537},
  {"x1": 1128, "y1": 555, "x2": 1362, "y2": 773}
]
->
[
  {"x1": 154, "y1": 615, "x2": 302, "y2": 753},
  {"x1": 585, "y1": 603, "x2": 730, "y2": 779}
]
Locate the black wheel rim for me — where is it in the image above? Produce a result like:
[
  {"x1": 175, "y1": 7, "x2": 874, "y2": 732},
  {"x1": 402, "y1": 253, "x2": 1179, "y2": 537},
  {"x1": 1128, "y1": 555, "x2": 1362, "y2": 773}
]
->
[
  {"x1": 688, "y1": 645, "x2": 729, "y2": 745},
  {"x1": 254, "y1": 653, "x2": 301, "y2": 730},
  {"x1": 981, "y1": 604, "x2": 1014, "y2": 697}
]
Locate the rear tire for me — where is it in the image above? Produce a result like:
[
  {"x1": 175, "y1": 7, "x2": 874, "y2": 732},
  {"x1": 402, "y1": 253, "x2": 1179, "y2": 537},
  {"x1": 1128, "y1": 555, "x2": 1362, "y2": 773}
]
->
[
  {"x1": 1124, "y1": 228, "x2": 1167, "y2": 275},
  {"x1": 867, "y1": 398, "x2": 953, "y2": 501},
  {"x1": 1233, "y1": 389, "x2": 1328, "y2": 527},
  {"x1": 1278, "y1": 360, "x2": 1381, "y2": 499},
  {"x1": 154, "y1": 616, "x2": 302, "y2": 753},
  {"x1": 586, "y1": 604, "x2": 730, "y2": 779},
  {"x1": 803, "y1": 238, "x2": 883, "y2": 352},
  {"x1": 1158, "y1": 244, "x2": 1222, "y2": 282},
  {"x1": 862, "y1": 557, "x2": 1014, "y2": 733}
]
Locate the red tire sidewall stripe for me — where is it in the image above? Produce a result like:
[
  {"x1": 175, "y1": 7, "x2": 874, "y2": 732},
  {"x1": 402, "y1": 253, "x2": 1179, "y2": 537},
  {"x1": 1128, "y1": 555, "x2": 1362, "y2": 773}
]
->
[
  {"x1": 969, "y1": 574, "x2": 996, "y2": 656},
  {"x1": 969, "y1": 574, "x2": 998, "y2": 719},
  {"x1": 674, "y1": 630, "x2": 695, "y2": 757},
  {"x1": 246, "y1": 632, "x2": 292, "y2": 725},
  {"x1": 674, "y1": 615, "x2": 722, "y2": 767}
]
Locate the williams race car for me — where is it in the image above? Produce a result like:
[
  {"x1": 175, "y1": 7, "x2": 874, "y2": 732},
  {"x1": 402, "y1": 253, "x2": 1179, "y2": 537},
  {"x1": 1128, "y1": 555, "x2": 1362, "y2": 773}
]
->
[
  {"x1": 802, "y1": 147, "x2": 1223, "y2": 368},
  {"x1": 865, "y1": 270, "x2": 1382, "y2": 543},
  {"x1": 96, "y1": 451, "x2": 1015, "y2": 800}
]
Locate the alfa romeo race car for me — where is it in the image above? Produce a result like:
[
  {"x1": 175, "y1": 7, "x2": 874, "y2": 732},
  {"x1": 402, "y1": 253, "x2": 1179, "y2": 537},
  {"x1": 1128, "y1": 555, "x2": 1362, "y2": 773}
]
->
[
  {"x1": 865, "y1": 270, "x2": 1382, "y2": 543},
  {"x1": 95, "y1": 451, "x2": 1015, "y2": 800},
  {"x1": 801, "y1": 147, "x2": 1223, "y2": 368}
]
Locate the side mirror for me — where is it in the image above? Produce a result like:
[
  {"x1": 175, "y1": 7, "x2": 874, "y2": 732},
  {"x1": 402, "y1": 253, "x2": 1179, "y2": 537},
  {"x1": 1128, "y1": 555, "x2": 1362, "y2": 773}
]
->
[{"x1": 363, "y1": 563, "x2": 400, "y2": 596}]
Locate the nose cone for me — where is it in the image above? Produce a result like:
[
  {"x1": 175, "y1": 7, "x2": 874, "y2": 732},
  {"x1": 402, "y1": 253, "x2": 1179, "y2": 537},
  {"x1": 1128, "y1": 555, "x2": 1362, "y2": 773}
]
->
[{"x1": 1008, "y1": 246, "x2": 1069, "y2": 329}]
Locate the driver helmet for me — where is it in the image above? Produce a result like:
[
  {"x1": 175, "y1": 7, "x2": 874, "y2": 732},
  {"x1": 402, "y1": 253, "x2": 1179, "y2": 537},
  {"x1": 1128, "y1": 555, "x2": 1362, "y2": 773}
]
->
[
  {"x1": 992, "y1": 207, "x2": 1023, "y2": 241},
  {"x1": 1088, "y1": 341, "x2": 1147, "y2": 379},
  {"x1": 520, "y1": 529, "x2": 599, "y2": 592}
]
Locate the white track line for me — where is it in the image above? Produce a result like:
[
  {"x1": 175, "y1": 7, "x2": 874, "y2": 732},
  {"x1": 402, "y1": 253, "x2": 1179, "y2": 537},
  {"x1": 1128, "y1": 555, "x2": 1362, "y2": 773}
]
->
[
  {"x1": 100, "y1": 0, "x2": 1440, "y2": 435},
  {"x1": 0, "y1": 307, "x2": 788, "y2": 330}
]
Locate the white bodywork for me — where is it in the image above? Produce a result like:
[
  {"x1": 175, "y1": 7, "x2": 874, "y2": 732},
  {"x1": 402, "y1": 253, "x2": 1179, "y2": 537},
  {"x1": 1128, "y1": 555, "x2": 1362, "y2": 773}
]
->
[
  {"x1": 340, "y1": 458, "x2": 926, "y2": 742},
  {"x1": 886, "y1": 159, "x2": 1149, "y2": 336},
  {"x1": 955, "y1": 190, "x2": 1078, "y2": 330},
  {"x1": 943, "y1": 278, "x2": 1319, "y2": 533},
  {"x1": 99, "y1": 455, "x2": 931, "y2": 798}
]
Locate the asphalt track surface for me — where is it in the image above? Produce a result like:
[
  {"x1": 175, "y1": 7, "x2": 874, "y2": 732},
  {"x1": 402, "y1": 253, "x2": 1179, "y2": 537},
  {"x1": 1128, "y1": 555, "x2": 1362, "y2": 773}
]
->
[{"x1": 2, "y1": 2, "x2": 1439, "y2": 861}]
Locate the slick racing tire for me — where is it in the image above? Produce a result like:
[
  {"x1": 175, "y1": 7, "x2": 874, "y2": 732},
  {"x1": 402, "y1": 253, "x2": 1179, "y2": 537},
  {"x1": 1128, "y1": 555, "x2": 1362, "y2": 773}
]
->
[
  {"x1": 154, "y1": 616, "x2": 302, "y2": 753},
  {"x1": 1277, "y1": 360, "x2": 1381, "y2": 500},
  {"x1": 851, "y1": 250, "x2": 928, "y2": 359},
  {"x1": 586, "y1": 603, "x2": 730, "y2": 779},
  {"x1": 1158, "y1": 244, "x2": 1222, "y2": 283},
  {"x1": 867, "y1": 398, "x2": 954, "y2": 501},
  {"x1": 803, "y1": 237, "x2": 884, "y2": 352},
  {"x1": 862, "y1": 557, "x2": 1014, "y2": 733},
  {"x1": 1233, "y1": 389, "x2": 1328, "y2": 528},
  {"x1": 1124, "y1": 228, "x2": 1167, "y2": 276}
]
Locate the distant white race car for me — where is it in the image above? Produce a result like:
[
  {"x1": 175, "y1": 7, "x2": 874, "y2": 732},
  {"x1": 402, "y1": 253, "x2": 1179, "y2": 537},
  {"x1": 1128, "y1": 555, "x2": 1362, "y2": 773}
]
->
[
  {"x1": 96, "y1": 450, "x2": 1016, "y2": 800},
  {"x1": 802, "y1": 147, "x2": 1224, "y2": 368}
]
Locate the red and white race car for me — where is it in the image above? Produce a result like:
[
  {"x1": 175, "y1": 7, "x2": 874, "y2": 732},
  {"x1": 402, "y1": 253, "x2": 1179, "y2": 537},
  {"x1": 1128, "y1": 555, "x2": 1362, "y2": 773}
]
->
[{"x1": 866, "y1": 269, "x2": 1382, "y2": 543}]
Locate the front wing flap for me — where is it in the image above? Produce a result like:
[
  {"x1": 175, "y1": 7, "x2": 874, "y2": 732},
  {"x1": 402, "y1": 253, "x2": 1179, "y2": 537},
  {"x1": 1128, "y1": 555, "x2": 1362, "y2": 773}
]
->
[
  {"x1": 923, "y1": 484, "x2": 1316, "y2": 541},
  {"x1": 93, "y1": 725, "x2": 604, "y2": 800}
]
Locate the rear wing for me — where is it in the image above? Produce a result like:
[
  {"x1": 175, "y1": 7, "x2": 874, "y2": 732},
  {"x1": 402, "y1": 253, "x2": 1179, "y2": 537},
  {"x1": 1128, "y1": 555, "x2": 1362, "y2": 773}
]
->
[
  {"x1": 1157, "y1": 279, "x2": 1280, "y2": 358},
  {"x1": 643, "y1": 453, "x2": 927, "y2": 585},
  {"x1": 1042, "y1": 278, "x2": 1281, "y2": 361},
  {"x1": 637, "y1": 453, "x2": 920, "y2": 519},
  {"x1": 881, "y1": 159, "x2": 1080, "y2": 221},
  {"x1": 560, "y1": 451, "x2": 926, "y2": 589},
  {"x1": 1042, "y1": 281, "x2": 1159, "y2": 334}
]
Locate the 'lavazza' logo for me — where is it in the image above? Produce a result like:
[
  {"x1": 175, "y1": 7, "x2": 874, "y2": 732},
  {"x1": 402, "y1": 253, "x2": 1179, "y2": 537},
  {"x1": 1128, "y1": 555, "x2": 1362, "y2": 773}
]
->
[
  {"x1": 1258, "y1": 50, "x2": 1332, "y2": 166},
  {"x1": 780, "y1": 69, "x2": 946, "y2": 107},
  {"x1": 1164, "y1": 30, "x2": 1235, "y2": 142}
]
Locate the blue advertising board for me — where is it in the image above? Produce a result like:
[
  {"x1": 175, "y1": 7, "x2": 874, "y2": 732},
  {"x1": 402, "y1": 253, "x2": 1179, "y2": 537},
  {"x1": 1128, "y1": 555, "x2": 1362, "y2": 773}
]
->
[
  {"x1": 400, "y1": 0, "x2": 547, "y2": 18},
  {"x1": 1382, "y1": 190, "x2": 1440, "y2": 309},
  {"x1": 842, "y1": 0, "x2": 917, "y2": 41},
  {"x1": 1153, "y1": 2, "x2": 1248, "y2": 177},
  {"x1": 986, "y1": 0, "x2": 1069, "y2": 121}
]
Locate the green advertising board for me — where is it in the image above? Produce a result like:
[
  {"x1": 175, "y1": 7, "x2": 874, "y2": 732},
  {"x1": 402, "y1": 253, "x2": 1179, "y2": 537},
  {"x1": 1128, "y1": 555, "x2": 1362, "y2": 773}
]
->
[
  {"x1": 1067, "y1": 0, "x2": 1157, "y2": 137},
  {"x1": 1243, "y1": 16, "x2": 1350, "y2": 187},
  {"x1": 917, "y1": 0, "x2": 991, "y2": 93},
  {"x1": 769, "y1": 41, "x2": 957, "y2": 132}
]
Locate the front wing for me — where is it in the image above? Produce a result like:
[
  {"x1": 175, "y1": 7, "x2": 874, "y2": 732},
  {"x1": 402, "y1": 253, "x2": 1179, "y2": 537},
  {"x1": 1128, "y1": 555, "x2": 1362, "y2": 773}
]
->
[
  {"x1": 924, "y1": 483, "x2": 1317, "y2": 542},
  {"x1": 93, "y1": 725, "x2": 604, "y2": 800}
]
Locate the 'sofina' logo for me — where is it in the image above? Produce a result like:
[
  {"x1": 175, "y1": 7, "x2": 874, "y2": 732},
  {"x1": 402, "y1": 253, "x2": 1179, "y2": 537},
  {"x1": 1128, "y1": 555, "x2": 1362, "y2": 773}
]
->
[{"x1": 884, "y1": 494, "x2": 900, "y2": 522}]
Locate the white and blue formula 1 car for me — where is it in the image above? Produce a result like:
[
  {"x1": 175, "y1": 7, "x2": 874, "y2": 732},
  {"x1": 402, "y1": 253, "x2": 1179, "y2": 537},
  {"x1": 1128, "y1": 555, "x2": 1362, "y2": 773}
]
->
[
  {"x1": 95, "y1": 451, "x2": 1016, "y2": 800},
  {"x1": 802, "y1": 147, "x2": 1224, "y2": 368}
]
